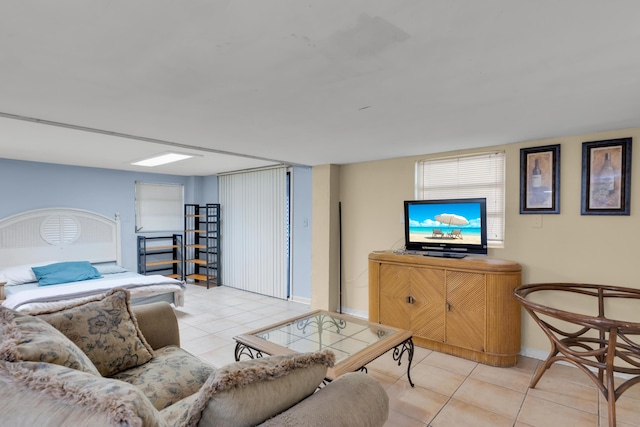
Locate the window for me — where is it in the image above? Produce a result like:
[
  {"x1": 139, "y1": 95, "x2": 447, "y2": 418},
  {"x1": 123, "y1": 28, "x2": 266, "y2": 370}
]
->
[
  {"x1": 416, "y1": 152, "x2": 505, "y2": 245},
  {"x1": 134, "y1": 182, "x2": 183, "y2": 232}
]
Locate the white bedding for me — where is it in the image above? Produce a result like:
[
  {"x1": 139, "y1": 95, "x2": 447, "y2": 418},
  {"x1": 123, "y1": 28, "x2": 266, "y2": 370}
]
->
[{"x1": 2, "y1": 271, "x2": 185, "y2": 312}]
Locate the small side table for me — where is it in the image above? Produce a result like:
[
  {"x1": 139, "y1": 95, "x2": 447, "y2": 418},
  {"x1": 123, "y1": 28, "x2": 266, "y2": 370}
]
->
[{"x1": 0, "y1": 280, "x2": 6, "y2": 302}]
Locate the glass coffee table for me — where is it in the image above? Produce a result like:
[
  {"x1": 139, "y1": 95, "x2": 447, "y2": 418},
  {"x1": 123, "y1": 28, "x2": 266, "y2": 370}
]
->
[{"x1": 233, "y1": 310, "x2": 415, "y2": 386}]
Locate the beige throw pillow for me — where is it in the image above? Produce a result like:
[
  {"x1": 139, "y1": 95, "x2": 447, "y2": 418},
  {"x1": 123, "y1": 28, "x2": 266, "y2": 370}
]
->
[
  {"x1": 0, "y1": 307, "x2": 100, "y2": 376},
  {"x1": 175, "y1": 350, "x2": 335, "y2": 427},
  {"x1": 0, "y1": 360, "x2": 166, "y2": 427},
  {"x1": 34, "y1": 288, "x2": 154, "y2": 377}
]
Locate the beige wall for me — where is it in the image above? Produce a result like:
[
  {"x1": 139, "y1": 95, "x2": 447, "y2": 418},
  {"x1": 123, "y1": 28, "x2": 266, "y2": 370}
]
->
[{"x1": 313, "y1": 126, "x2": 640, "y2": 357}]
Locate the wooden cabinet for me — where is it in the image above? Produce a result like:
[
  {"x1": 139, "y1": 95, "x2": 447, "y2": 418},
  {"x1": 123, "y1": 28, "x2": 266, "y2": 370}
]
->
[
  {"x1": 184, "y1": 204, "x2": 220, "y2": 288},
  {"x1": 369, "y1": 251, "x2": 522, "y2": 366},
  {"x1": 137, "y1": 234, "x2": 183, "y2": 279}
]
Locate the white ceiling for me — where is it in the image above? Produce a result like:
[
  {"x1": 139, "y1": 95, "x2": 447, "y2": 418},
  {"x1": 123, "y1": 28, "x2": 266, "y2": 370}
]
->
[{"x1": 1, "y1": 0, "x2": 640, "y2": 176}]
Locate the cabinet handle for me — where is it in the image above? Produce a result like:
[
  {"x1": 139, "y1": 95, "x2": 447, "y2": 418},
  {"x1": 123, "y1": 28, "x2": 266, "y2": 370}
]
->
[
  {"x1": 446, "y1": 302, "x2": 451, "y2": 311},
  {"x1": 406, "y1": 296, "x2": 415, "y2": 304}
]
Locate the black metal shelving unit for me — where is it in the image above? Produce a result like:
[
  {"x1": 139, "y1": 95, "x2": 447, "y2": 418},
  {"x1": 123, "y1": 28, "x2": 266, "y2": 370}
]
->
[
  {"x1": 137, "y1": 234, "x2": 183, "y2": 279},
  {"x1": 184, "y1": 203, "x2": 220, "y2": 288}
]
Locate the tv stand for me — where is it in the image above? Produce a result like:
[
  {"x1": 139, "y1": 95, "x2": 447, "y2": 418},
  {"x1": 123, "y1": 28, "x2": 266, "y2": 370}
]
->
[
  {"x1": 369, "y1": 251, "x2": 522, "y2": 366},
  {"x1": 424, "y1": 251, "x2": 466, "y2": 259}
]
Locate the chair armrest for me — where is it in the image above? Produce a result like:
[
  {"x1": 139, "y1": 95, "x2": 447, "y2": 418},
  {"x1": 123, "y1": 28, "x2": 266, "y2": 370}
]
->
[
  {"x1": 258, "y1": 372, "x2": 389, "y2": 427},
  {"x1": 131, "y1": 301, "x2": 180, "y2": 349}
]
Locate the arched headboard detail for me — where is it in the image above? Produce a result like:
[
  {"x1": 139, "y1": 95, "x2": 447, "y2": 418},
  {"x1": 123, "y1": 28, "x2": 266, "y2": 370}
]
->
[{"x1": 0, "y1": 208, "x2": 121, "y2": 268}]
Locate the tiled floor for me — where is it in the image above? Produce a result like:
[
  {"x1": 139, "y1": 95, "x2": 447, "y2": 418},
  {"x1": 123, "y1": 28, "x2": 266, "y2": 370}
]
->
[{"x1": 175, "y1": 283, "x2": 640, "y2": 427}]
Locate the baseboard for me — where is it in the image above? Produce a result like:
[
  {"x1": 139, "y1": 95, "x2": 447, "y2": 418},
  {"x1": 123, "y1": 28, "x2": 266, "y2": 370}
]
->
[
  {"x1": 519, "y1": 346, "x2": 549, "y2": 361},
  {"x1": 339, "y1": 306, "x2": 367, "y2": 319},
  {"x1": 520, "y1": 346, "x2": 633, "y2": 380},
  {"x1": 290, "y1": 295, "x2": 311, "y2": 305}
]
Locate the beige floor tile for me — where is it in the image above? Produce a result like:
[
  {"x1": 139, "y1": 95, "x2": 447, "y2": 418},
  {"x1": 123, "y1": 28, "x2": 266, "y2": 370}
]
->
[
  {"x1": 421, "y1": 351, "x2": 478, "y2": 376},
  {"x1": 430, "y1": 398, "x2": 515, "y2": 427},
  {"x1": 174, "y1": 311, "x2": 220, "y2": 326},
  {"x1": 404, "y1": 363, "x2": 466, "y2": 396},
  {"x1": 517, "y1": 394, "x2": 599, "y2": 427},
  {"x1": 453, "y1": 377, "x2": 525, "y2": 419},
  {"x1": 384, "y1": 409, "x2": 428, "y2": 427},
  {"x1": 367, "y1": 369, "x2": 400, "y2": 390},
  {"x1": 175, "y1": 283, "x2": 640, "y2": 427},
  {"x1": 599, "y1": 393, "x2": 640, "y2": 427},
  {"x1": 195, "y1": 318, "x2": 243, "y2": 334},
  {"x1": 385, "y1": 381, "x2": 449, "y2": 425},
  {"x1": 179, "y1": 324, "x2": 213, "y2": 342},
  {"x1": 366, "y1": 350, "x2": 410, "y2": 380},
  {"x1": 470, "y1": 362, "x2": 535, "y2": 393},
  {"x1": 196, "y1": 343, "x2": 238, "y2": 368},
  {"x1": 514, "y1": 355, "x2": 540, "y2": 374},
  {"x1": 211, "y1": 324, "x2": 252, "y2": 341},
  {"x1": 527, "y1": 373, "x2": 599, "y2": 414},
  {"x1": 542, "y1": 362, "x2": 598, "y2": 388},
  {"x1": 614, "y1": 377, "x2": 640, "y2": 400},
  {"x1": 223, "y1": 310, "x2": 272, "y2": 325},
  {"x1": 180, "y1": 334, "x2": 231, "y2": 356}
]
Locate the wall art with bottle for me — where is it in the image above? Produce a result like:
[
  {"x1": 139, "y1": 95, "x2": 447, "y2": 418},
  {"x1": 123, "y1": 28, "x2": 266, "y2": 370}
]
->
[
  {"x1": 581, "y1": 138, "x2": 632, "y2": 215},
  {"x1": 520, "y1": 144, "x2": 561, "y2": 214}
]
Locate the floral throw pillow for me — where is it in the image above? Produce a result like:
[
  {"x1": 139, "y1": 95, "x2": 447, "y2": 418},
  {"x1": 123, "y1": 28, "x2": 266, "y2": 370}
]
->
[
  {"x1": 0, "y1": 307, "x2": 100, "y2": 376},
  {"x1": 34, "y1": 288, "x2": 154, "y2": 377}
]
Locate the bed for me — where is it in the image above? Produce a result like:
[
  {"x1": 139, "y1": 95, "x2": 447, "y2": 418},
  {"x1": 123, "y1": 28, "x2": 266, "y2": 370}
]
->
[{"x1": 0, "y1": 208, "x2": 185, "y2": 313}]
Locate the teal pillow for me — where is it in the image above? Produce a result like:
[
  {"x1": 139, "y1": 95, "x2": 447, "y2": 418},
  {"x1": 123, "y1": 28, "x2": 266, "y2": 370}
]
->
[{"x1": 32, "y1": 261, "x2": 102, "y2": 286}]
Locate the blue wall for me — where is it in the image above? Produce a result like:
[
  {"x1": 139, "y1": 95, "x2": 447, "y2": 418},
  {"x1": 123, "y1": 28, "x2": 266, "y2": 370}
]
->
[
  {"x1": 0, "y1": 159, "x2": 214, "y2": 272},
  {"x1": 0, "y1": 158, "x2": 311, "y2": 299},
  {"x1": 290, "y1": 166, "x2": 312, "y2": 300}
]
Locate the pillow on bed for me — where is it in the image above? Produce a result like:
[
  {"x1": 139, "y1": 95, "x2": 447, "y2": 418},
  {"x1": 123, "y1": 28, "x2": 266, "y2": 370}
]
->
[
  {"x1": 93, "y1": 263, "x2": 128, "y2": 275},
  {"x1": 33, "y1": 288, "x2": 154, "y2": 376},
  {"x1": 0, "y1": 261, "x2": 59, "y2": 286},
  {"x1": 32, "y1": 261, "x2": 102, "y2": 286}
]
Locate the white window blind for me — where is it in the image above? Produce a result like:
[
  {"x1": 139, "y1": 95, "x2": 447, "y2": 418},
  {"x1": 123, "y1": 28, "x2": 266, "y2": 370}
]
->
[
  {"x1": 219, "y1": 167, "x2": 288, "y2": 299},
  {"x1": 416, "y1": 152, "x2": 505, "y2": 244},
  {"x1": 134, "y1": 182, "x2": 183, "y2": 232}
]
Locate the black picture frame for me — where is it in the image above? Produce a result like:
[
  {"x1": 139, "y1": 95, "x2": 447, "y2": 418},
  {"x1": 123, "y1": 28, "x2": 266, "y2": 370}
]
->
[
  {"x1": 581, "y1": 137, "x2": 632, "y2": 215},
  {"x1": 520, "y1": 144, "x2": 561, "y2": 214}
]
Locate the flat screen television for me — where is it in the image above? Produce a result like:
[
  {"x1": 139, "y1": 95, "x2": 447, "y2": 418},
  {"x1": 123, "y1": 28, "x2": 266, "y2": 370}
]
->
[{"x1": 403, "y1": 198, "x2": 488, "y2": 258}]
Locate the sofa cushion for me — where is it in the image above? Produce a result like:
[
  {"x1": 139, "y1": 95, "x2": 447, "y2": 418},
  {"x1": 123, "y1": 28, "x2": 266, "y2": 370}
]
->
[
  {"x1": 179, "y1": 350, "x2": 335, "y2": 427},
  {"x1": 0, "y1": 360, "x2": 167, "y2": 427},
  {"x1": 0, "y1": 306, "x2": 100, "y2": 376},
  {"x1": 112, "y1": 346, "x2": 216, "y2": 410},
  {"x1": 33, "y1": 288, "x2": 154, "y2": 376},
  {"x1": 160, "y1": 391, "x2": 201, "y2": 426}
]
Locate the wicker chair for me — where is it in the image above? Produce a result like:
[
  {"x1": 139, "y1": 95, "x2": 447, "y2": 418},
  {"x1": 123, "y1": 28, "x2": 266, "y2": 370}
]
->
[{"x1": 514, "y1": 283, "x2": 640, "y2": 427}]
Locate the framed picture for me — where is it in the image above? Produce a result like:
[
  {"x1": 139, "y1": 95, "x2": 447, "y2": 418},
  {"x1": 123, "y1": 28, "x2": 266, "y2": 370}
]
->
[
  {"x1": 520, "y1": 144, "x2": 561, "y2": 214},
  {"x1": 581, "y1": 138, "x2": 632, "y2": 215}
]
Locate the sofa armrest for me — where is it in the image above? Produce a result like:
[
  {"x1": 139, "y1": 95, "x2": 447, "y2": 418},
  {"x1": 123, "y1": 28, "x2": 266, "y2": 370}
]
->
[
  {"x1": 258, "y1": 372, "x2": 389, "y2": 427},
  {"x1": 131, "y1": 301, "x2": 180, "y2": 350}
]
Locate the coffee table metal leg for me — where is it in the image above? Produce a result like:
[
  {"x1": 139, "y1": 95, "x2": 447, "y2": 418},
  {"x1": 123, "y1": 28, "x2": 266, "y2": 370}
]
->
[
  {"x1": 234, "y1": 342, "x2": 264, "y2": 361},
  {"x1": 392, "y1": 337, "x2": 415, "y2": 387}
]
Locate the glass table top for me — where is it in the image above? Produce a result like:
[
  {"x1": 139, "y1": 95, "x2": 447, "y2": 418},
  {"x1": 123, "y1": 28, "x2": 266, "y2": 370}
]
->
[{"x1": 252, "y1": 311, "x2": 396, "y2": 364}]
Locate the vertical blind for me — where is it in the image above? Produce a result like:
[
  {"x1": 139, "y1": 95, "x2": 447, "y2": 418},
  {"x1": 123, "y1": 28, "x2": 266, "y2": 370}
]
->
[
  {"x1": 219, "y1": 167, "x2": 288, "y2": 299},
  {"x1": 416, "y1": 152, "x2": 505, "y2": 244},
  {"x1": 134, "y1": 182, "x2": 183, "y2": 232}
]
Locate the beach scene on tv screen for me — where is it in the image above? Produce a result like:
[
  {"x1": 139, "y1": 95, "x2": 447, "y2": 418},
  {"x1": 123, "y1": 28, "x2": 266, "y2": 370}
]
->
[{"x1": 408, "y1": 202, "x2": 482, "y2": 245}]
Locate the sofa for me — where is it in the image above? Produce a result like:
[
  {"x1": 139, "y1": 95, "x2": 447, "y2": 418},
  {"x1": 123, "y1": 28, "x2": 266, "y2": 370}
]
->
[{"x1": 0, "y1": 288, "x2": 389, "y2": 426}]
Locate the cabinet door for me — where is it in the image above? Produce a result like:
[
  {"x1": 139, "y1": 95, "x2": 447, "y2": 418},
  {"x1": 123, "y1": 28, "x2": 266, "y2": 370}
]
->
[
  {"x1": 409, "y1": 267, "x2": 445, "y2": 342},
  {"x1": 379, "y1": 264, "x2": 412, "y2": 330},
  {"x1": 445, "y1": 271, "x2": 485, "y2": 351}
]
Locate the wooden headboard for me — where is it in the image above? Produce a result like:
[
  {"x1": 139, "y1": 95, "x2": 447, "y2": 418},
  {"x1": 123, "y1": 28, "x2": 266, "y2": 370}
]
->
[{"x1": 0, "y1": 208, "x2": 122, "y2": 269}]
